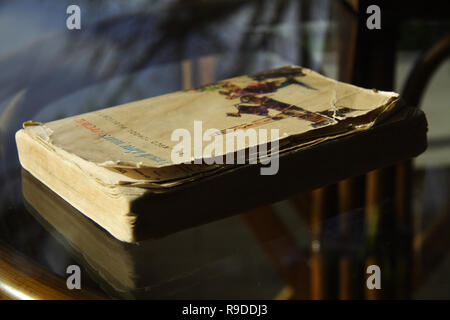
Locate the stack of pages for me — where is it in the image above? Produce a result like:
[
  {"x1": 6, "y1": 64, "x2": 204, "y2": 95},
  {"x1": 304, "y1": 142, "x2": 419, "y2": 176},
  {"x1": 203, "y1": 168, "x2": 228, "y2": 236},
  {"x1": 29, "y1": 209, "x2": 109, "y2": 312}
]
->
[{"x1": 16, "y1": 65, "x2": 399, "y2": 242}]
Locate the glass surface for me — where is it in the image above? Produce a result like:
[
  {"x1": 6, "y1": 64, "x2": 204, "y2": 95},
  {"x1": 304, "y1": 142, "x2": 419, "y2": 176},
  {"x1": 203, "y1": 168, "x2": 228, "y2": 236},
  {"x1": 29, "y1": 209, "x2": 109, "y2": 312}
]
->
[{"x1": 0, "y1": 0, "x2": 449, "y2": 299}]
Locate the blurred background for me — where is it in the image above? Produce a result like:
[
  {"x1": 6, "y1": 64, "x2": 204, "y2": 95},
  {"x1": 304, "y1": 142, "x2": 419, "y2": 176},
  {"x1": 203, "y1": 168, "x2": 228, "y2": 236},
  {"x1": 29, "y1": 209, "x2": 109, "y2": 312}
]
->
[{"x1": 0, "y1": 0, "x2": 449, "y2": 299}]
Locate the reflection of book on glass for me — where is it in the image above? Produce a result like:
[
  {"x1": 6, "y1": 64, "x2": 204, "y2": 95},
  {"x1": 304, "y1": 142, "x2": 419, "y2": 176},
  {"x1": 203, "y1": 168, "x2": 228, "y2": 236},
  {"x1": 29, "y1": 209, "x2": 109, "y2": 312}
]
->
[
  {"x1": 16, "y1": 65, "x2": 401, "y2": 242},
  {"x1": 22, "y1": 169, "x2": 283, "y2": 299}
]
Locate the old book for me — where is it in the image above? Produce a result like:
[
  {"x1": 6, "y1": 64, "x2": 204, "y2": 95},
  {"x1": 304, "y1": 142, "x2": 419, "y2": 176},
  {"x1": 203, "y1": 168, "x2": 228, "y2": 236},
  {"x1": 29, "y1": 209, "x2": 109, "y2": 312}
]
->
[{"x1": 16, "y1": 65, "x2": 400, "y2": 242}]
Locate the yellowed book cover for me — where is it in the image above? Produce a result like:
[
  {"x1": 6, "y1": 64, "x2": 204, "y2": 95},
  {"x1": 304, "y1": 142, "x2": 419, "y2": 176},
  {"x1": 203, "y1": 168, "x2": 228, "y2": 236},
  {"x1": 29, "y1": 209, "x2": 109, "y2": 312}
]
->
[{"x1": 15, "y1": 65, "x2": 399, "y2": 242}]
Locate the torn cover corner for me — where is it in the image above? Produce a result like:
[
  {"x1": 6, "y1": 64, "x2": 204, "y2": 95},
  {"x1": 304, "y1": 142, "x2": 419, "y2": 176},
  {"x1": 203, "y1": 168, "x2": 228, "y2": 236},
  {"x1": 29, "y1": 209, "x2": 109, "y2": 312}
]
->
[
  {"x1": 372, "y1": 95, "x2": 403, "y2": 126},
  {"x1": 23, "y1": 120, "x2": 43, "y2": 128},
  {"x1": 23, "y1": 121, "x2": 54, "y2": 143}
]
